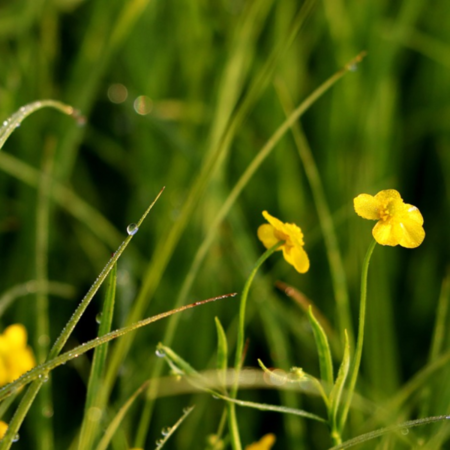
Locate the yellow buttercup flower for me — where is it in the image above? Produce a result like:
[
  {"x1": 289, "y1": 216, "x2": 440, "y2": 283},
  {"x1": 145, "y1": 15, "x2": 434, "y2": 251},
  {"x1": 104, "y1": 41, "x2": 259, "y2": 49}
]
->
[
  {"x1": 354, "y1": 189, "x2": 425, "y2": 248},
  {"x1": 0, "y1": 324, "x2": 36, "y2": 386},
  {"x1": 257, "y1": 211, "x2": 309, "y2": 273},
  {"x1": 245, "y1": 434, "x2": 276, "y2": 450},
  {"x1": 0, "y1": 421, "x2": 7, "y2": 439}
]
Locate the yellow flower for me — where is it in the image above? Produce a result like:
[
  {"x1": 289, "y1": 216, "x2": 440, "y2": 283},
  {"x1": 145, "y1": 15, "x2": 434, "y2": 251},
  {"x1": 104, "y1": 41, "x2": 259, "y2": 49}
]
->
[
  {"x1": 0, "y1": 421, "x2": 7, "y2": 440},
  {"x1": 257, "y1": 211, "x2": 309, "y2": 273},
  {"x1": 354, "y1": 189, "x2": 425, "y2": 248},
  {"x1": 0, "y1": 324, "x2": 36, "y2": 386},
  {"x1": 245, "y1": 434, "x2": 276, "y2": 450}
]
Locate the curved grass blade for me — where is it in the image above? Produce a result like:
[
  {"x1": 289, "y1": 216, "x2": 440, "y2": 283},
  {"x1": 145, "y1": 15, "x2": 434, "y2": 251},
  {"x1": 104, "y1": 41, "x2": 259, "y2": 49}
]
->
[
  {"x1": 153, "y1": 405, "x2": 195, "y2": 450},
  {"x1": 157, "y1": 344, "x2": 327, "y2": 424},
  {"x1": 0, "y1": 281, "x2": 74, "y2": 318},
  {"x1": 276, "y1": 79, "x2": 352, "y2": 346},
  {"x1": 329, "y1": 415, "x2": 450, "y2": 450},
  {"x1": 329, "y1": 331, "x2": 350, "y2": 444},
  {"x1": 0, "y1": 100, "x2": 81, "y2": 150},
  {"x1": 78, "y1": 264, "x2": 117, "y2": 450},
  {"x1": 94, "y1": 380, "x2": 150, "y2": 450},
  {"x1": 309, "y1": 306, "x2": 334, "y2": 386}
]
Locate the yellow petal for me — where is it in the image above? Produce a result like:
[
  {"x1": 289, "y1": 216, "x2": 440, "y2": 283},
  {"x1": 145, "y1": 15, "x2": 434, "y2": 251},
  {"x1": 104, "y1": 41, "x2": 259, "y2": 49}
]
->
[
  {"x1": 374, "y1": 189, "x2": 402, "y2": 203},
  {"x1": 372, "y1": 220, "x2": 399, "y2": 246},
  {"x1": 393, "y1": 217, "x2": 425, "y2": 248},
  {"x1": 245, "y1": 434, "x2": 276, "y2": 450},
  {"x1": 3, "y1": 324, "x2": 27, "y2": 349},
  {"x1": 354, "y1": 194, "x2": 380, "y2": 220},
  {"x1": 0, "y1": 421, "x2": 8, "y2": 440},
  {"x1": 283, "y1": 245, "x2": 310, "y2": 273},
  {"x1": 262, "y1": 211, "x2": 285, "y2": 232},
  {"x1": 257, "y1": 224, "x2": 281, "y2": 250}
]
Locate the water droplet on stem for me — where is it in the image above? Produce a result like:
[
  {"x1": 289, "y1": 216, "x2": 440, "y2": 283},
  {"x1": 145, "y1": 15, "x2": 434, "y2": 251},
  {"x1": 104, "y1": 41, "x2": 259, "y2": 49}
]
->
[{"x1": 127, "y1": 223, "x2": 139, "y2": 236}]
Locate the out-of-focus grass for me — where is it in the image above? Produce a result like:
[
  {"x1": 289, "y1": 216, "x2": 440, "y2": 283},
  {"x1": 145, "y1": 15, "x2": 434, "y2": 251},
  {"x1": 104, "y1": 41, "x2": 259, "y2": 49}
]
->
[{"x1": 1, "y1": 0, "x2": 449, "y2": 448}]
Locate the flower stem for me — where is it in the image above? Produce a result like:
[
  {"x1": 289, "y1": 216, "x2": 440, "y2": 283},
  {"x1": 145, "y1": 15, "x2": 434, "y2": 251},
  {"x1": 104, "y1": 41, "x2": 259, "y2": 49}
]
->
[
  {"x1": 228, "y1": 241, "x2": 283, "y2": 450},
  {"x1": 338, "y1": 239, "x2": 377, "y2": 434}
]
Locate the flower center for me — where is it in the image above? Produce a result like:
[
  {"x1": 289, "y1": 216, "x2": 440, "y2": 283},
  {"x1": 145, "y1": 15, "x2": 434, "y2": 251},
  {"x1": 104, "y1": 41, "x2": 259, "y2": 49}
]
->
[{"x1": 379, "y1": 201, "x2": 392, "y2": 221}]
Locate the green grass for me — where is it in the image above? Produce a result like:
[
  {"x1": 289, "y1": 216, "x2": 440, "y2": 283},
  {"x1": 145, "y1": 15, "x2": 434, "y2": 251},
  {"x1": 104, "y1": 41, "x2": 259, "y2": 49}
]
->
[{"x1": 1, "y1": 0, "x2": 450, "y2": 449}]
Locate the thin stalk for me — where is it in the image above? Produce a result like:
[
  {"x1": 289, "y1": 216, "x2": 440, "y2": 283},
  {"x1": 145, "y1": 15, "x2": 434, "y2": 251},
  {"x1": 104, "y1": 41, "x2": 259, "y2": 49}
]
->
[
  {"x1": 34, "y1": 138, "x2": 55, "y2": 450},
  {"x1": 338, "y1": 239, "x2": 377, "y2": 433},
  {"x1": 228, "y1": 242, "x2": 282, "y2": 450},
  {"x1": 276, "y1": 80, "x2": 353, "y2": 347}
]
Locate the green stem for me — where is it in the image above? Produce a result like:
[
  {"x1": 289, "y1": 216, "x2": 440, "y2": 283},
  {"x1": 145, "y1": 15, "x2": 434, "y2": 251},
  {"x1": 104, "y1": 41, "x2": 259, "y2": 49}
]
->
[
  {"x1": 338, "y1": 239, "x2": 377, "y2": 433},
  {"x1": 228, "y1": 241, "x2": 282, "y2": 450}
]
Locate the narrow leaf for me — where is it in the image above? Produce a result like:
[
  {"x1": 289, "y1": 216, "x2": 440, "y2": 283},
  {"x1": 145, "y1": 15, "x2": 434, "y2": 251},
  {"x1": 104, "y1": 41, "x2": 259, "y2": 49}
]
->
[
  {"x1": 330, "y1": 330, "x2": 351, "y2": 437},
  {"x1": 215, "y1": 317, "x2": 228, "y2": 390},
  {"x1": 78, "y1": 263, "x2": 117, "y2": 450},
  {"x1": 308, "y1": 306, "x2": 334, "y2": 385}
]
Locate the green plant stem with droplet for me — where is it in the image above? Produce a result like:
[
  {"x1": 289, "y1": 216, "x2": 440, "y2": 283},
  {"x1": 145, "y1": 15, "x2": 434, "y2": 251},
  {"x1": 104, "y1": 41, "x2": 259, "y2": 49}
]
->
[{"x1": 228, "y1": 241, "x2": 283, "y2": 450}]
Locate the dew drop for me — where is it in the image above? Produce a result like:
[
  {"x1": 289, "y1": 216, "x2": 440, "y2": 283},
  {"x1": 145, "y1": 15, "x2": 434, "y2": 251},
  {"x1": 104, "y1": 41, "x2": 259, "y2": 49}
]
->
[
  {"x1": 155, "y1": 349, "x2": 165, "y2": 358},
  {"x1": 182, "y1": 407, "x2": 191, "y2": 414},
  {"x1": 95, "y1": 312, "x2": 102, "y2": 324},
  {"x1": 12, "y1": 434, "x2": 19, "y2": 442},
  {"x1": 401, "y1": 428, "x2": 409, "y2": 435},
  {"x1": 3, "y1": 120, "x2": 8, "y2": 126},
  {"x1": 161, "y1": 427, "x2": 171, "y2": 436},
  {"x1": 155, "y1": 438, "x2": 164, "y2": 446},
  {"x1": 348, "y1": 63, "x2": 358, "y2": 72},
  {"x1": 39, "y1": 373, "x2": 49, "y2": 383},
  {"x1": 127, "y1": 223, "x2": 139, "y2": 236},
  {"x1": 212, "y1": 395, "x2": 219, "y2": 400}
]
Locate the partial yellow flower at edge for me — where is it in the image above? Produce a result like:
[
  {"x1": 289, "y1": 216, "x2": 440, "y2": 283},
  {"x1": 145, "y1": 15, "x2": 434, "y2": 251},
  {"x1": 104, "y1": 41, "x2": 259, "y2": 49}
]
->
[
  {"x1": 245, "y1": 433, "x2": 276, "y2": 450},
  {"x1": 0, "y1": 324, "x2": 36, "y2": 386},
  {"x1": 354, "y1": 189, "x2": 425, "y2": 248},
  {"x1": 0, "y1": 420, "x2": 8, "y2": 440},
  {"x1": 257, "y1": 211, "x2": 309, "y2": 273}
]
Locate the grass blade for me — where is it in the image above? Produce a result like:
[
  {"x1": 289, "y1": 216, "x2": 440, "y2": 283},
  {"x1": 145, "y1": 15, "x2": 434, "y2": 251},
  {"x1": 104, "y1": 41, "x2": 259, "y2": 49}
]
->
[
  {"x1": 78, "y1": 263, "x2": 117, "y2": 450},
  {"x1": 308, "y1": 306, "x2": 334, "y2": 386},
  {"x1": 0, "y1": 100, "x2": 79, "y2": 150}
]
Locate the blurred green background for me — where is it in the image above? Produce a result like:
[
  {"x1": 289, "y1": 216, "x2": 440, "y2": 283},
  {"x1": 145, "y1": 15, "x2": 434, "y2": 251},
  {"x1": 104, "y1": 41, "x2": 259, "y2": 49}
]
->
[{"x1": 1, "y1": 0, "x2": 449, "y2": 448}]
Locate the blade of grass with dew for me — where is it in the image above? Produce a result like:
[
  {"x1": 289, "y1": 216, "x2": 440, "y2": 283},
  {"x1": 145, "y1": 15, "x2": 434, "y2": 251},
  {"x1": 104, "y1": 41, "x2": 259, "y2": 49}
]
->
[
  {"x1": 94, "y1": 380, "x2": 149, "y2": 450},
  {"x1": 0, "y1": 100, "x2": 80, "y2": 150},
  {"x1": 0, "y1": 281, "x2": 74, "y2": 318},
  {"x1": 215, "y1": 317, "x2": 228, "y2": 391},
  {"x1": 276, "y1": 78, "x2": 353, "y2": 346},
  {"x1": 0, "y1": 151, "x2": 123, "y2": 248},
  {"x1": 308, "y1": 306, "x2": 334, "y2": 386},
  {"x1": 136, "y1": 52, "x2": 367, "y2": 445},
  {"x1": 0, "y1": 188, "x2": 164, "y2": 449},
  {"x1": 329, "y1": 415, "x2": 450, "y2": 450},
  {"x1": 153, "y1": 405, "x2": 195, "y2": 450},
  {"x1": 103, "y1": 4, "x2": 317, "y2": 427},
  {"x1": 78, "y1": 263, "x2": 117, "y2": 450},
  {"x1": 34, "y1": 138, "x2": 56, "y2": 450},
  {"x1": 0, "y1": 294, "x2": 235, "y2": 404},
  {"x1": 329, "y1": 331, "x2": 350, "y2": 446}
]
